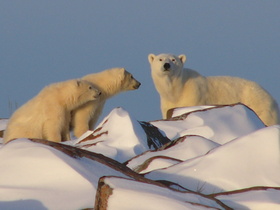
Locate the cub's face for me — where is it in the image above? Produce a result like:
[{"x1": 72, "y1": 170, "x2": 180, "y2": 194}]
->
[
  {"x1": 76, "y1": 80, "x2": 101, "y2": 102},
  {"x1": 121, "y1": 70, "x2": 141, "y2": 91},
  {"x1": 148, "y1": 54, "x2": 186, "y2": 77}
]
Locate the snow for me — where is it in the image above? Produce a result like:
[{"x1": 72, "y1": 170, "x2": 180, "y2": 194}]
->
[
  {"x1": 216, "y1": 188, "x2": 280, "y2": 209},
  {"x1": 0, "y1": 119, "x2": 8, "y2": 131},
  {"x1": 0, "y1": 104, "x2": 280, "y2": 209},
  {"x1": 0, "y1": 140, "x2": 94, "y2": 209},
  {"x1": 0, "y1": 118, "x2": 8, "y2": 147},
  {"x1": 170, "y1": 105, "x2": 216, "y2": 117}
]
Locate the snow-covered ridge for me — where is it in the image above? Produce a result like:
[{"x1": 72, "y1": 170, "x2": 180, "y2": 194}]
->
[{"x1": 0, "y1": 104, "x2": 280, "y2": 209}]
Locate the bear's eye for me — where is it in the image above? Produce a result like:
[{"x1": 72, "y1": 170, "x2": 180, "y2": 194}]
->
[
  {"x1": 159, "y1": 59, "x2": 162, "y2": 61},
  {"x1": 89, "y1": 86, "x2": 92, "y2": 90},
  {"x1": 130, "y1": 74, "x2": 134, "y2": 79},
  {"x1": 172, "y1": 58, "x2": 176, "y2": 62}
]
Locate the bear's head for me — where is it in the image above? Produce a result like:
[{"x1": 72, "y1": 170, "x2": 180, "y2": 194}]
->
[
  {"x1": 81, "y1": 68, "x2": 140, "y2": 98},
  {"x1": 120, "y1": 68, "x2": 141, "y2": 91},
  {"x1": 75, "y1": 79, "x2": 101, "y2": 103},
  {"x1": 148, "y1": 54, "x2": 186, "y2": 77}
]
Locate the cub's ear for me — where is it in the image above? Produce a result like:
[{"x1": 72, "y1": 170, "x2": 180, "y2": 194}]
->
[
  {"x1": 148, "y1": 54, "x2": 156, "y2": 64},
  {"x1": 178, "y1": 54, "x2": 187, "y2": 64},
  {"x1": 76, "y1": 80, "x2": 82, "y2": 86}
]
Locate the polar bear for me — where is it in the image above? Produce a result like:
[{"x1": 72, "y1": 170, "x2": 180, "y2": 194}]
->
[
  {"x1": 4, "y1": 79, "x2": 101, "y2": 143},
  {"x1": 71, "y1": 67, "x2": 141, "y2": 138},
  {"x1": 148, "y1": 53, "x2": 280, "y2": 126}
]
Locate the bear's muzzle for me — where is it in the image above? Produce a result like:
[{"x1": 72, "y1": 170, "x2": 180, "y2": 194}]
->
[{"x1": 163, "y1": 63, "x2": 171, "y2": 71}]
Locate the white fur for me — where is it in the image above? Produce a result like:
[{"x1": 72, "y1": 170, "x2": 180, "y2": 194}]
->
[
  {"x1": 4, "y1": 79, "x2": 100, "y2": 143},
  {"x1": 149, "y1": 53, "x2": 280, "y2": 126},
  {"x1": 71, "y1": 67, "x2": 141, "y2": 137}
]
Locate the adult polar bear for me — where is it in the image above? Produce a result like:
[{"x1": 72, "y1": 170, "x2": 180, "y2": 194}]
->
[
  {"x1": 4, "y1": 79, "x2": 101, "y2": 143},
  {"x1": 148, "y1": 53, "x2": 280, "y2": 126},
  {"x1": 71, "y1": 68, "x2": 141, "y2": 138}
]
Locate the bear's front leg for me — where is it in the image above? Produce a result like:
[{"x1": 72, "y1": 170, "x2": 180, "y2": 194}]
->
[
  {"x1": 43, "y1": 120, "x2": 63, "y2": 142},
  {"x1": 61, "y1": 113, "x2": 71, "y2": 141},
  {"x1": 71, "y1": 102, "x2": 93, "y2": 138},
  {"x1": 88, "y1": 101, "x2": 105, "y2": 130}
]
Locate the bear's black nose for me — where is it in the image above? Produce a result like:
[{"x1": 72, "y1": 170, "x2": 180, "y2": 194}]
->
[{"x1": 163, "y1": 63, "x2": 170, "y2": 70}]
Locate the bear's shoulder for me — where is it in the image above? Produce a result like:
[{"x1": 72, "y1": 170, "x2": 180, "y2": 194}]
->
[{"x1": 183, "y1": 68, "x2": 204, "y2": 79}]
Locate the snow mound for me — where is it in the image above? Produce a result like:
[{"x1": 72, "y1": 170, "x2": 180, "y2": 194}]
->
[
  {"x1": 0, "y1": 139, "x2": 131, "y2": 209},
  {"x1": 126, "y1": 135, "x2": 220, "y2": 173},
  {"x1": 71, "y1": 107, "x2": 169, "y2": 162},
  {"x1": 215, "y1": 187, "x2": 280, "y2": 209},
  {"x1": 95, "y1": 176, "x2": 227, "y2": 209},
  {"x1": 151, "y1": 103, "x2": 265, "y2": 144},
  {"x1": 145, "y1": 125, "x2": 280, "y2": 194}
]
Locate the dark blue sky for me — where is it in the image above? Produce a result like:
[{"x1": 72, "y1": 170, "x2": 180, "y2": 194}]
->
[{"x1": 1, "y1": 1, "x2": 279, "y2": 123}]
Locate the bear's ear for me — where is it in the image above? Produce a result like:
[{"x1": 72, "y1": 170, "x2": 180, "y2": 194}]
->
[
  {"x1": 148, "y1": 54, "x2": 156, "y2": 64},
  {"x1": 118, "y1": 68, "x2": 126, "y2": 79},
  {"x1": 178, "y1": 54, "x2": 187, "y2": 64},
  {"x1": 120, "y1": 67, "x2": 126, "y2": 74}
]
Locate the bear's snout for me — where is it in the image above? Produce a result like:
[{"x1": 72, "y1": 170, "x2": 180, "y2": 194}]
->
[
  {"x1": 134, "y1": 81, "x2": 141, "y2": 89},
  {"x1": 163, "y1": 63, "x2": 170, "y2": 71}
]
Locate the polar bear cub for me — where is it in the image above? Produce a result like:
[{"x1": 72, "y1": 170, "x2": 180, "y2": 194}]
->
[
  {"x1": 71, "y1": 67, "x2": 141, "y2": 138},
  {"x1": 148, "y1": 53, "x2": 280, "y2": 126},
  {"x1": 4, "y1": 79, "x2": 101, "y2": 143}
]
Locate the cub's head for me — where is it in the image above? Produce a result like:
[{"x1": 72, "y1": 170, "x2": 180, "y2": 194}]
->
[
  {"x1": 76, "y1": 79, "x2": 101, "y2": 102},
  {"x1": 148, "y1": 53, "x2": 186, "y2": 77}
]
